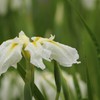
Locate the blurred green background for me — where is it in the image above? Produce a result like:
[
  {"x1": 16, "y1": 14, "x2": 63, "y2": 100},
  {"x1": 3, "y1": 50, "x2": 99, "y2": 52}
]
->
[{"x1": 0, "y1": 0, "x2": 100, "y2": 100}]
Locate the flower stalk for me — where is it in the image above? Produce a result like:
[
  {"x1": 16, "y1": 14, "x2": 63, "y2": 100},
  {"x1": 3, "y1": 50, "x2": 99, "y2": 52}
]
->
[
  {"x1": 25, "y1": 60, "x2": 34, "y2": 83},
  {"x1": 24, "y1": 60, "x2": 34, "y2": 100}
]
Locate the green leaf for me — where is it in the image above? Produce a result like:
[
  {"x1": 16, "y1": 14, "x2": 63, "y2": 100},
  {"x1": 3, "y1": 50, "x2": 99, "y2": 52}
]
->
[
  {"x1": 17, "y1": 63, "x2": 26, "y2": 81},
  {"x1": 54, "y1": 61, "x2": 61, "y2": 93},
  {"x1": 77, "y1": 13, "x2": 100, "y2": 59},
  {"x1": 31, "y1": 81, "x2": 45, "y2": 100},
  {"x1": 54, "y1": 61, "x2": 61, "y2": 100},
  {"x1": 61, "y1": 74, "x2": 69, "y2": 100},
  {"x1": 86, "y1": 67, "x2": 93, "y2": 100},
  {"x1": 17, "y1": 61, "x2": 44, "y2": 100},
  {"x1": 73, "y1": 74, "x2": 82, "y2": 100},
  {"x1": 65, "y1": 0, "x2": 100, "y2": 99},
  {"x1": 66, "y1": 0, "x2": 100, "y2": 60},
  {"x1": 24, "y1": 83, "x2": 32, "y2": 100},
  {"x1": 31, "y1": 0, "x2": 57, "y2": 36}
]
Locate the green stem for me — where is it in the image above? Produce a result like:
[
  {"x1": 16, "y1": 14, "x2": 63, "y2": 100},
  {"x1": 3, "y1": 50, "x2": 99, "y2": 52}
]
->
[
  {"x1": 24, "y1": 60, "x2": 34, "y2": 100},
  {"x1": 24, "y1": 83, "x2": 32, "y2": 100},
  {"x1": 25, "y1": 59, "x2": 34, "y2": 82},
  {"x1": 55, "y1": 92, "x2": 60, "y2": 100}
]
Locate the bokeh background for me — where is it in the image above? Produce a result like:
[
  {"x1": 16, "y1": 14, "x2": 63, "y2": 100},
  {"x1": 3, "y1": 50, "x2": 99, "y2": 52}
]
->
[{"x1": 0, "y1": 0, "x2": 100, "y2": 100}]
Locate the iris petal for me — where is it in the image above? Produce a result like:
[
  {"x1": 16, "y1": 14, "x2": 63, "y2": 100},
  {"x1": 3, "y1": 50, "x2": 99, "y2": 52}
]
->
[
  {"x1": 43, "y1": 41, "x2": 80, "y2": 67},
  {"x1": 25, "y1": 42, "x2": 51, "y2": 69},
  {"x1": 0, "y1": 38, "x2": 22, "y2": 75}
]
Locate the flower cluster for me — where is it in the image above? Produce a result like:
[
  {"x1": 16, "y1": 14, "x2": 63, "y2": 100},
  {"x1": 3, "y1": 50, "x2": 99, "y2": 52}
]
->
[{"x1": 0, "y1": 31, "x2": 80, "y2": 75}]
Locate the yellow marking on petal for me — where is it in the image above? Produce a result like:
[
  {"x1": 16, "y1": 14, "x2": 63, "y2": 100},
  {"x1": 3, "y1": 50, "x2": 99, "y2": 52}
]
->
[
  {"x1": 6, "y1": 43, "x2": 18, "y2": 56},
  {"x1": 32, "y1": 37, "x2": 41, "y2": 47},
  {"x1": 48, "y1": 40, "x2": 60, "y2": 47},
  {"x1": 32, "y1": 42, "x2": 37, "y2": 47},
  {"x1": 34, "y1": 37, "x2": 41, "y2": 42},
  {"x1": 32, "y1": 36, "x2": 59, "y2": 48},
  {"x1": 10, "y1": 43, "x2": 18, "y2": 50}
]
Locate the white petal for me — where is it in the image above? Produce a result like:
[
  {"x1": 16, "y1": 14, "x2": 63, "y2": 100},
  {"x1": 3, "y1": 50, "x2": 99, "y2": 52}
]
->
[
  {"x1": 25, "y1": 43, "x2": 51, "y2": 69},
  {"x1": 25, "y1": 43, "x2": 45, "y2": 69},
  {"x1": 43, "y1": 41, "x2": 80, "y2": 67},
  {"x1": 31, "y1": 37, "x2": 37, "y2": 41},
  {"x1": 42, "y1": 48, "x2": 51, "y2": 62},
  {"x1": 30, "y1": 57, "x2": 46, "y2": 70},
  {"x1": 19, "y1": 31, "x2": 30, "y2": 45},
  {"x1": 0, "y1": 39, "x2": 22, "y2": 75},
  {"x1": 0, "y1": 40, "x2": 12, "y2": 57},
  {"x1": 12, "y1": 64, "x2": 17, "y2": 68},
  {"x1": 49, "y1": 35, "x2": 55, "y2": 40}
]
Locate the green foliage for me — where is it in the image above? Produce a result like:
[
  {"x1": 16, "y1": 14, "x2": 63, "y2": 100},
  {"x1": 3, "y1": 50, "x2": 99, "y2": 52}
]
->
[
  {"x1": 0, "y1": 0, "x2": 100, "y2": 100},
  {"x1": 24, "y1": 83, "x2": 32, "y2": 100},
  {"x1": 31, "y1": 82, "x2": 45, "y2": 100},
  {"x1": 54, "y1": 61, "x2": 61, "y2": 99},
  {"x1": 61, "y1": 75, "x2": 69, "y2": 100}
]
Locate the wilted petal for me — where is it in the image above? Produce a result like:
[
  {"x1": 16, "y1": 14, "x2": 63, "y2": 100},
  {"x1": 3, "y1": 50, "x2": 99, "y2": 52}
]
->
[
  {"x1": 0, "y1": 38, "x2": 23, "y2": 75},
  {"x1": 25, "y1": 42, "x2": 51, "y2": 69},
  {"x1": 43, "y1": 41, "x2": 80, "y2": 67}
]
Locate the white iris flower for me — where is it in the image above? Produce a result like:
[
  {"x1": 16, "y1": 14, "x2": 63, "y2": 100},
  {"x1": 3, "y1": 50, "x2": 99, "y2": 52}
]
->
[
  {"x1": 0, "y1": 31, "x2": 80, "y2": 75},
  {"x1": 0, "y1": 31, "x2": 28, "y2": 75},
  {"x1": 26, "y1": 36, "x2": 80, "y2": 69}
]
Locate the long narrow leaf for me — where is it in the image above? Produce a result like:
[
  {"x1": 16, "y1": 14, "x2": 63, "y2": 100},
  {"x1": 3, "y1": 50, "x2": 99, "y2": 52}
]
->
[
  {"x1": 65, "y1": 1, "x2": 100, "y2": 99},
  {"x1": 31, "y1": 81, "x2": 45, "y2": 100},
  {"x1": 17, "y1": 63, "x2": 26, "y2": 81},
  {"x1": 54, "y1": 61, "x2": 61, "y2": 100},
  {"x1": 62, "y1": 78, "x2": 69, "y2": 100},
  {"x1": 66, "y1": 0, "x2": 100, "y2": 60},
  {"x1": 24, "y1": 83, "x2": 32, "y2": 100},
  {"x1": 61, "y1": 73, "x2": 69, "y2": 100},
  {"x1": 73, "y1": 74, "x2": 82, "y2": 100},
  {"x1": 86, "y1": 67, "x2": 93, "y2": 100}
]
